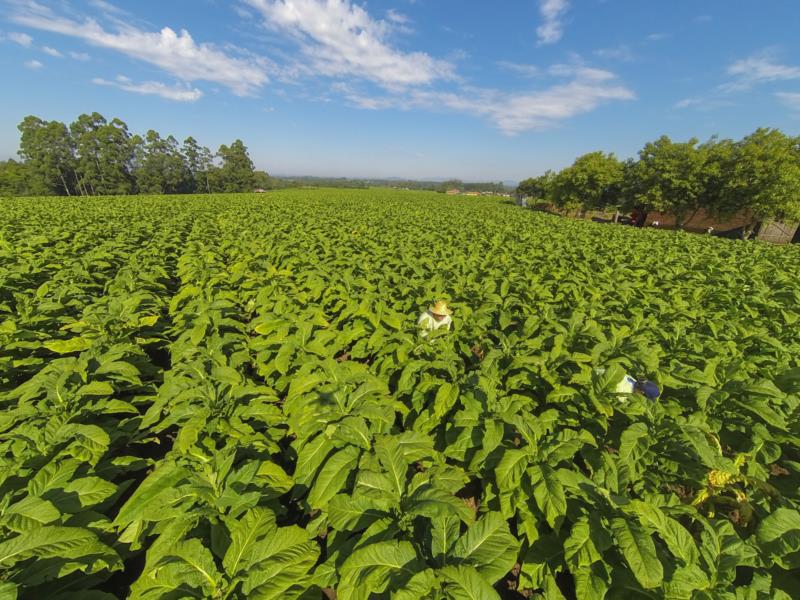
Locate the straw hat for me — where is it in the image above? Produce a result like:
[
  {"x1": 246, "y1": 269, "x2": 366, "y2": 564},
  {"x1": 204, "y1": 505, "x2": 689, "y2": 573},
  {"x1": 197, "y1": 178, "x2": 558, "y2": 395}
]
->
[{"x1": 429, "y1": 300, "x2": 453, "y2": 316}]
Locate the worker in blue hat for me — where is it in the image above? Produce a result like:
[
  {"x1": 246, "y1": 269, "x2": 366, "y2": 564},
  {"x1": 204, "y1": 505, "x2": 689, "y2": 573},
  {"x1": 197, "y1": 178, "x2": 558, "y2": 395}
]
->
[{"x1": 615, "y1": 372, "x2": 660, "y2": 402}]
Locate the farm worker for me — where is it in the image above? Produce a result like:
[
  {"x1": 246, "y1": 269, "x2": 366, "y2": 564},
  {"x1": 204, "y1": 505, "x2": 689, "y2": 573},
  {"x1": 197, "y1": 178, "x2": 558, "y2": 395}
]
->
[
  {"x1": 615, "y1": 373, "x2": 660, "y2": 403},
  {"x1": 417, "y1": 300, "x2": 453, "y2": 337}
]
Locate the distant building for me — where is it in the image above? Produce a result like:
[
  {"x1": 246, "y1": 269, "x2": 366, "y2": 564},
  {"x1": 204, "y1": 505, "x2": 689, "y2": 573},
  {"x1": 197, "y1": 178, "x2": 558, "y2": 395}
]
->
[
  {"x1": 445, "y1": 189, "x2": 460, "y2": 195},
  {"x1": 464, "y1": 191, "x2": 480, "y2": 196}
]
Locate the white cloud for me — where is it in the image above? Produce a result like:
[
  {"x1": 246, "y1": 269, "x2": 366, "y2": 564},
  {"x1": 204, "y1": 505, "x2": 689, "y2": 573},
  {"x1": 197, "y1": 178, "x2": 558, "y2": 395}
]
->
[
  {"x1": 42, "y1": 45, "x2": 62, "y2": 57},
  {"x1": 245, "y1": 0, "x2": 453, "y2": 87},
  {"x1": 724, "y1": 50, "x2": 800, "y2": 91},
  {"x1": 93, "y1": 75, "x2": 203, "y2": 101},
  {"x1": 537, "y1": 0, "x2": 569, "y2": 45},
  {"x1": 594, "y1": 45, "x2": 634, "y2": 62},
  {"x1": 673, "y1": 97, "x2": 732, "y2": 111},
  {"x1": 9, "y1": 31, "x2": 33, "y2": 46},
  {"x1": 776, "y1": 92, "x2": 800, "y2": 111},
  {"x1": 11, "y1": 2, "x2": 268, "y2": 95},
  {"x1": 647, "y1": 32, "x2": 668, "y2": 41},
  {"x1": 385, "y1": 9, "x2": 410, "y2": 25},
  {"x1": 88, "y1": 0, "x2": 128, "y2": 17},
  {"x1": 70, "y1": 51, "x2": 90, "y2": 60},
  {"x1": 341, "y1": 67, "x2": 634, "y2": 134},
  {"x1": 674, "y1": 98, "x2": 699, "y2": 109},
  {"x1": 497, "y1": 60, "x2": 540, "y2": 78},
  {"x1": 24, "y1": 59, "x2": 43, "y2": 68}
]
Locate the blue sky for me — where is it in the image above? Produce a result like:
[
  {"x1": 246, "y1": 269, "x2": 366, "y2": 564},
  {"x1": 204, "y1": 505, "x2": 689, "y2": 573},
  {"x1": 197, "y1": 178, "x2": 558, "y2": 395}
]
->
[{"x1": 1, "y1": 0, "x2": 799, "y2": 182}]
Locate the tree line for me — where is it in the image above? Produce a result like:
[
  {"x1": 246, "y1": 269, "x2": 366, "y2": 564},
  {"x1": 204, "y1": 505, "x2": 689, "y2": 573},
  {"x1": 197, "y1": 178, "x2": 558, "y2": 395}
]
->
[
  {"x1": 0, "y1": 113, "x2": 265, "y2": 197},
  {"x1": 516, "y1": 128, "x2": 800, "y2": 238}
]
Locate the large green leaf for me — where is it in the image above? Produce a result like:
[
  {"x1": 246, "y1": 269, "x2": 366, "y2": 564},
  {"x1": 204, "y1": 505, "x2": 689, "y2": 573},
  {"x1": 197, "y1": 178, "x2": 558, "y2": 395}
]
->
[
  {"x1": 240, "y1": 527, "x2": 319, "y2": 598},
  {"x1": 223, "y1": 507, "x2": 277, "y2": 575},
  {"x1": 0, "y1": 526, "x2": 118, "y2": 568},
  {"x1": 1, "y1": 496, "x2": 61, "y2": 532},
  {"x1": 307, "y1": 445, "x2": 360, "y2": 508},
  {"x1": 495, "y1": 448, "x2": 529, "y2": 491},
  {"x1": 434, "y1": 382, "x2": 459, "y2": 419},
  {"x1": 0, "y1": 583, "x2": 17, "y2": 600},
  {"x1": 628, "y1": 501, "x2": 698, "y2": 565},
  {"x1": 573, "y1": 564, "x2": 610, "y2": 600},
  {"x1": 328, "y1": 494, "x2": 387, "y2": 531},
  {"x1": 43, "y1": 337, "x2": 92, "y2": 354},
  {"x1": 610, "y1": 517, "x2": 664, "y2": 589},
  {"x1": 293, "y1": 435, "x2": 335, "y2": 488},
  {"x1": 563, "y1": 517, "x2": 602, "y2": 569},
  {"x1": 453, "y1": 512, "x2": 518, "y2": 584},
  {"x1": 406, "y1": 485, "x2": 474, "y2": 524},
  {"x1": 440, "y1": 564, "x2": 501, "y2": 600},
  {"x1": 756, "y1": 508, "x2": 800, "y2": 569},
  {"x1": 528, "y1": 464, "x2": 566, "y2": 529},
  {"x1": 338, "y1": 540, "x2": 422, "y2": 600},
  {"x1": 375, "y1": 436, "x2": 411, "y2": 499},
  {"x1": 114, "y1": 462, "x2": 188, "y2": 526}
]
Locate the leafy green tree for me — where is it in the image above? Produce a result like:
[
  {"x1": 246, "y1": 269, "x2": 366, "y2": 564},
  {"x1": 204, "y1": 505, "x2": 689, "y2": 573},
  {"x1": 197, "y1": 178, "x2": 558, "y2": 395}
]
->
[
  {"x1": 630, "y1": 136, "x2": 708, "y2": 228},
  {"x1": 182, "y1": 136, "x2": 216, "y2": 194},
  {"x1": 552, "y1": 151, "x2": 623, "y2": 215},
  {"x1": 713, "y1": 128, "x2": 800, "y2": 238},
  {"x1": 70, "y1": 113, "x2": 135, "y2": 195},
  {"x1": 217, "y1": 140, "x2": 255, "y2": 193},
  {"x1": 69, "y1": 112, "x2": 107, "y2": 196},
  {"x1": 438, "y1": 179, "x2": 463, "y2": 192},
  {"x1": 0, "y1": 159, "x2": 31, "y2": 196},
  {"x1": 699, "y1": 136, "x2": 736, "y2": 222},
  {"x1": 253, "y1": 170, "x2": 272, "y2": 190},
  {"x1": 133, "y1": 131, "x2": 191, "y2": 194},
  {"x1": 516, "y1": 170, "x2": 556, "y2": 202},
  {"x1": 17, "y1": 116, "x2": 76, "y2": 196}
]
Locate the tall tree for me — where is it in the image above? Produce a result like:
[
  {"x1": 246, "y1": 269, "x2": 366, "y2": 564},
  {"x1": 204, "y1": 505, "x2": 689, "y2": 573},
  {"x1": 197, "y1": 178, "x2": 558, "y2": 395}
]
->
[
  {"x1": 217, "y1": 139, "x2": 255, "y2": 193},
  {"x1": 95, "y1": 117, "x2": 136, "y2": 194},
  {"x1": 516, "y1": 170, "x2": 556, "y2": 202},
  {"x1": 17, "y1": 116, "x2": 76, "y2": 196},
  {"x1": 714, "y1": 128, "x2": 800, "y2": 239},
  {"x1": 133, "y1": 131, "x2": 191, "y2": 194},
  {"x1": 182, "y1": 136, "x2": 215, "y2": 193},
  {"x1": 70, "y1": 113, "x2": 135, "y2": 195},
  {"x1": 630, "y1": 136, "x2": 708, "y2": 228},
  {"x1": 70, "y1": 112, "x2": 107, "y2": 196},
  {"x1": 552, "y1": 152, "x2": 623, "y2": 215}
]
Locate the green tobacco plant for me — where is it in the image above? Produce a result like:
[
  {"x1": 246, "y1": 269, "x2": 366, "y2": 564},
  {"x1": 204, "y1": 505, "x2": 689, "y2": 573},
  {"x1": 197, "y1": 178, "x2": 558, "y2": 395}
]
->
[{"x1": 0, "y1": 190, "x2": 798, "y2": 599}]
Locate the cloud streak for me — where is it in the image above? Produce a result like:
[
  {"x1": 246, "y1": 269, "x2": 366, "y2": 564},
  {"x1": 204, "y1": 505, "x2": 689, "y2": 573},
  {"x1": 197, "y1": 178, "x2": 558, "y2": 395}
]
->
[
  {"x1": 10, "y1": 1, "x2": 268, "y2": 95},
  {"x1": 497, "y1": 60, "x2": 540, "y2": 78},
  {"x1": 92, "y1": 75, "x2": 203, "y2": 101},
  {"x1": 537, "y1": 0, "x2": 569, "y2": 45},
  {"x1": 9, "y1": 31, "x2": 33, "y2": 46},
  {"x1": 341, "y1": 66, "x2": 634, "y2": 134},
  {"x1": 776, "y1": 92, "x2": 800, "y2": 111},
  {"x1": 723, "y1": 50, "x2": 800, "y2": 91}
]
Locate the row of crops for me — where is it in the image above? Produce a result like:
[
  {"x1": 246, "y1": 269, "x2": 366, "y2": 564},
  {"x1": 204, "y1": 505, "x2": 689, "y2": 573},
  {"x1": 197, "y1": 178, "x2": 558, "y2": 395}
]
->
[{"x1": 1, "y1": 189, "x2": 799, "y2": 599}]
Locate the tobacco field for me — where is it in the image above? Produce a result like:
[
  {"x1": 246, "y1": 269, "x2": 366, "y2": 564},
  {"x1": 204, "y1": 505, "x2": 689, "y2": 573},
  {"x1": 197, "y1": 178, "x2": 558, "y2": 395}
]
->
[{"x1": 1, "y1": 189, "x2": 799, "y2": 600}]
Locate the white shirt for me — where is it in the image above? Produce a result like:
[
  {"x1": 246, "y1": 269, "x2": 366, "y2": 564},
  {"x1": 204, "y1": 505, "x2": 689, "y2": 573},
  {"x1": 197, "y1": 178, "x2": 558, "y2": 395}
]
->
[
  {"x1": 417, "y1": 311, "x2": 452, "y2": 337},
  {"x1": 615, "y1": 373, "x2": 637, "y2": 403}
]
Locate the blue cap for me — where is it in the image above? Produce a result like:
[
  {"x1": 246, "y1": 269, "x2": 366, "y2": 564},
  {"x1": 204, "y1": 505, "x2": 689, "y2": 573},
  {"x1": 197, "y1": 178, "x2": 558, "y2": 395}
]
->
[{"x1": 640, "y1": 381, "x2": 660, "y2": 400}]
